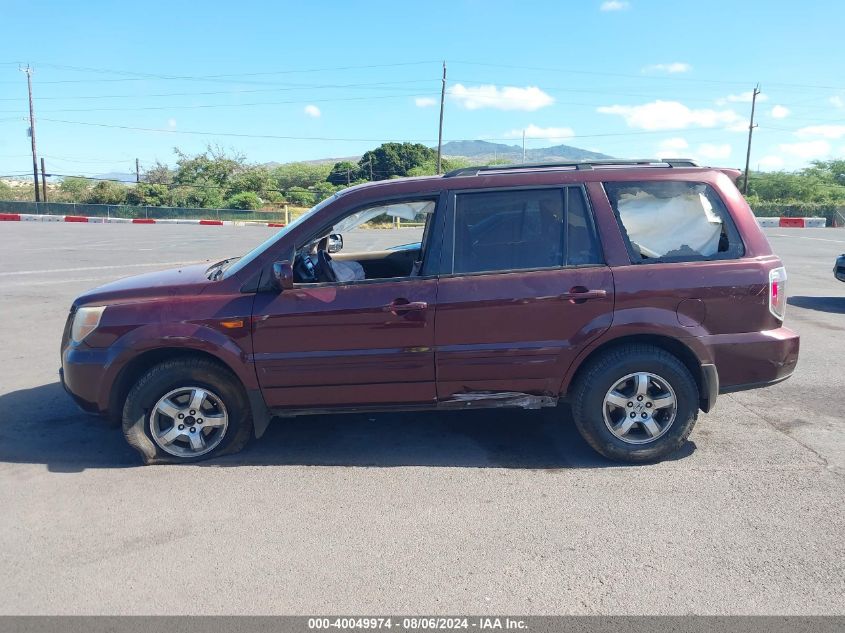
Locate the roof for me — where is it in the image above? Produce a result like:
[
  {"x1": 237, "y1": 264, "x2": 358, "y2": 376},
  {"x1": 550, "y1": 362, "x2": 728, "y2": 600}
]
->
[{"x1": 443, "y1": 158, "x2": 701, "y2": 178}]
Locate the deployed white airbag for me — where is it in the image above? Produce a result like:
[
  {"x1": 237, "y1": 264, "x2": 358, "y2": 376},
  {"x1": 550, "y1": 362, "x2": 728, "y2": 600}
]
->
[
  {"x1": 617, "y1": 188, "x2": 723, "y2": 258},
  {"x1": 329, "y1": 259, "x2": 365, "y2": 282}
]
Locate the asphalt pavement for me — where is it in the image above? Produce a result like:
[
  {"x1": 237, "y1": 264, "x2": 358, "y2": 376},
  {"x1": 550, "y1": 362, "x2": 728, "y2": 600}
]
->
[{"x1": 0, "y1": 223, "x2": 842, "y2": 615}]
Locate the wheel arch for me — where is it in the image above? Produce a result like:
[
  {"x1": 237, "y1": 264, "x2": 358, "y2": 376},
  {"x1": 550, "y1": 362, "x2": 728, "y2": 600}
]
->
[
  {"x1": 108, "y1": 348, "x2": 225, "y2": 422},
  {"x1": 562, "y1": 333, "x2": 715, "y2": 412}
]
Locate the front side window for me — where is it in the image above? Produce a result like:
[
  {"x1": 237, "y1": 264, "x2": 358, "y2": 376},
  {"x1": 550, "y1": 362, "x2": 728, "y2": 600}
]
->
[
  {"x1": 453, "y1": 189, "x2": 564, "y2": 274},
  {"x1": 603, "y1": 181, "x2": 744, "y2": 263},
  {"x1": 292, "y1": 198, "x2": 437, "y2": 284}
]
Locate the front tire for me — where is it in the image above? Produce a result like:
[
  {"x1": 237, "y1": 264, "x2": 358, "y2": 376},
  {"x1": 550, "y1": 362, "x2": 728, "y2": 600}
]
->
[
  {"x1": 122, "y1": 358, "x2": 253, "y2": 465},
  {"x1": 571, "y1": 344, "x2": 698, "y2": 463}
]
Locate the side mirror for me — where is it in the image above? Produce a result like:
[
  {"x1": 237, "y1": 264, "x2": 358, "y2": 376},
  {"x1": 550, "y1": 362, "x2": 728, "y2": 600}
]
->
[
  {"x1": 272, "y1": 260, "x2": 294, "y2": 291},
  {"x1": 327, "y1": 233, "x2": 343, "y2": 253}
]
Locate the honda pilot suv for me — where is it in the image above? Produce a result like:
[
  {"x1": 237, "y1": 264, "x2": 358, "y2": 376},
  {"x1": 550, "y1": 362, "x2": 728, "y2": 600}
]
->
[{"x1": 60, "y1": 159, "x2": 800, "y2": 464}]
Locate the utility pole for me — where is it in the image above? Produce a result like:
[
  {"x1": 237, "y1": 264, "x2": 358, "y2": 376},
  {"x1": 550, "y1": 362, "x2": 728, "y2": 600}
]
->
[
  {"x1": 135, "y1": 158, "x2": 140, "y2": 183},
  {"x1": 742, "y1": 84, "x2": 761, "y2": 195},
  {"x1": 346, "y1": 166, "x2": 351, "y2": 185},
  {"x1": 21, "y1": 65, "x2": 40, "y2": 202},
  {"x1": 522, "y1": 130, "x2": 526, "y2": 164},
  {"x1": 436, "y1": 61, "x2": 447, "y2": 174},
  {"x1": 40, "y1": 157, "x2": 47, "y2": 202}
]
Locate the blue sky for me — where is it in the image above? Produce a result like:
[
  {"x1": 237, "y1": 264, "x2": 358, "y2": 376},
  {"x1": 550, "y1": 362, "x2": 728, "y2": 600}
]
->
[{"x1": 1, "y1": 0, "x2": 844, "y2": 178}]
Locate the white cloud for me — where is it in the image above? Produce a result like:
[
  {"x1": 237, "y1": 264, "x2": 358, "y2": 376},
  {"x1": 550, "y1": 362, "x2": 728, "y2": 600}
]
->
[
  {"x1": 778, "y1": 140, "x2": 831, "y2": 159},
  {"x1": 769, "y1": 105, "x2": 790, "y2": 119},
  {"x1": 448, "y1": 84, "x2": 553, "y2": 111},
  {"x1": 504, "y1": 124, "x2": 574, "y2": 140},
  {"x1": 696, "y1": 143, "x2": 732, "y2": 160},
  {"x1": 657, "y1": 137, "x2": 689, "y2": 156},
  {"x1": 414, "y1": 97, "x2": 436, "y2": 108},
  {"x1": 758, "y1": 155, "x2": 785, "y2": 170},
  {"x1": 600, "y1": 0, "x2": 629, "y2": 10},
  {"x1": 795, "y1": 124, "x2": 845, "y2": 139},
  {"x1": 304, "y1": 105, "x2": 321, "y2": 118},
  {"x1": 830, "y1": 96, "x2": 845, "y2": 108},
  {"x1": 716, "y1": 91, "x2": 769, "y2": 106},
  {"x1": 167, "y1": 118, "x2": 177, "y2": 129},
  {"x1": 725, "y1": 120, "x2": 749, "y2": 132},
  {"x1": 643, "y1": 62, "x2": 691, "y2": 74},
  {"x1": 597, "y1": 100, "x2": 741, "y2": 130}
]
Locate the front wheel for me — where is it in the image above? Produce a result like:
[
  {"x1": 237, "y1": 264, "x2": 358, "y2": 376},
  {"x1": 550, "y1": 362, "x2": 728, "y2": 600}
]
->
[
  {"x1": 122, "y1": 358, "x2": 253, "y2": 465},
  {"x1": 571, "y1": 344, "x2": 699, "y2": 463}
]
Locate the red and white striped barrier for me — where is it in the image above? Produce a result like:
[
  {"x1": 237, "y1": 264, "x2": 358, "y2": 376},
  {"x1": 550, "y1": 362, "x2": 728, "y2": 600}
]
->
[
  {"x1": 0, "y1": 213, "x2": 284, "y2": 228},
  {"x1": 755, "y1": 216, "x2": 827, "y2": 228}
]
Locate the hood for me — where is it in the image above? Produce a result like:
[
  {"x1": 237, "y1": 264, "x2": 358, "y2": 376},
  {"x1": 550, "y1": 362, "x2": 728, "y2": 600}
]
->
[{"x1": 73, "y1": 263, "x2": 212, "y2": 307}]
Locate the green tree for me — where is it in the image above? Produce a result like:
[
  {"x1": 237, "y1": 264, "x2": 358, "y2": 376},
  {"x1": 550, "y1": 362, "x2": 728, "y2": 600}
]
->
[
  {"x1": 0, "y1": 180, "x2": 13, "y2": 200},
  {"x1": 126, "y1": 183, "x2": 172, "y2": 206},
  {"x1": 272, "y1": 162, "x2": 332, "y2": 190},
  {"x1": 230, "y1": 166, "x2": 274, "y2": 197},
  {"x1": 59, "y1": 176, "x2": 92, "y2": 202},
  {"x1": 327, "y1": 161, "x2": 360, "y2": 186},
  {"x1": 85, "y1": 180, "x2": 128, "y2": 205},
  {"x1": 285, "y1": 186, "x2": 315, "y2": 207},
  {"x1": 359, "y1": 143, "x2": 438, "y2": 180},
  {"x1": 312, "y1": 181, "x2": 340, "y2": 202},
  {"x1": 225, "y1": 191, "x2": 262, "y2": 210},
  {"x1": 142, "y1": 161, "x2": 174, "y2": 185}
]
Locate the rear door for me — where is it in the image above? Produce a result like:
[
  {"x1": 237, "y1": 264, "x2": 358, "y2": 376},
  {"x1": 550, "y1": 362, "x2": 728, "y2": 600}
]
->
[{"x1": 434, "y1": 186, "x2": 614, "y2": 398}]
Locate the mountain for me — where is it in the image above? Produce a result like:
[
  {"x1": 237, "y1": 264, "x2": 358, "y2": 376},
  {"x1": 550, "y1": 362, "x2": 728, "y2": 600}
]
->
[
  {"x1": 90, "y1": 172, "x2": 136, "y2": 183},
  {"x1": 439, "y1": 140, "x2": 612, "y2": 163}
]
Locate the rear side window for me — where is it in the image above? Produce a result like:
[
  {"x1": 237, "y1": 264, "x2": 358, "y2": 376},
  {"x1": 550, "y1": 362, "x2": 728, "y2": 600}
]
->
[{"x1": 603, "y1": 181, "x2": 744, "y2": 263}]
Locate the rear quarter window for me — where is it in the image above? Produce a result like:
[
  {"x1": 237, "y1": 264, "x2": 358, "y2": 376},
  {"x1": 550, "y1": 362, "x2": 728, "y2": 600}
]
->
[{"x1": 603, "y1": 180, "x2": 744, "y2": 264}]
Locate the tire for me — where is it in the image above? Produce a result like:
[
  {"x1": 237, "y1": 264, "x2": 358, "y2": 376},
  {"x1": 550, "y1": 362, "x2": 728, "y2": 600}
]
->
[
  {"x1": 571, "y1": 344, "x2": 698, "y2": 463},
  {"x1": 122, "y1": 357, "x2": 253, "y2": 465}
]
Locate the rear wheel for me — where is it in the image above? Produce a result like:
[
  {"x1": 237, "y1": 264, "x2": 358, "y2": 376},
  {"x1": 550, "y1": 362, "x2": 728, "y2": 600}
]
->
[
  {"x1": 571, "y1": 344, "x2": 698, "y2": 463},
  {"x1": 122, "y1": 358, "x2": 253, "y2": 465}
]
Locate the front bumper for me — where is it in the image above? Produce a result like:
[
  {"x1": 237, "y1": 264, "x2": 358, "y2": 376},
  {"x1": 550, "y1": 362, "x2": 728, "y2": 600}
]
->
[
  {"x1": 60, "y1": 344, "x2": 110, "y2": 415},
  {"x1": 698, "y1": 326, "x2": 800, "y2": 393}
]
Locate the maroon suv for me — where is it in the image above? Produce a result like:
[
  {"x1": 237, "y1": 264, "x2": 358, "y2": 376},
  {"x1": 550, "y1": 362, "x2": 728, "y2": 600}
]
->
[{"x1": 60, "y1": 159, "x2": 799, "y2": 464}]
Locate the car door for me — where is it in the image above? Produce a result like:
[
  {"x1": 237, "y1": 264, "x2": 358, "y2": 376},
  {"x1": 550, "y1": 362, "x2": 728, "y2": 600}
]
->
[
  {"x1": 434, "y1": 186, "x2": 614, "y2": 399},
  {"x1": 251, "y1": 196, "x2": 443, "y2": 410}
]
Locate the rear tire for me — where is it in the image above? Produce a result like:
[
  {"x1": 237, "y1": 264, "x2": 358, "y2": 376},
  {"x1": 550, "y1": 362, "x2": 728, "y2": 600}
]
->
[
  {"x1": 122, "y1": 357, "x2": 253, "y2": 465},
  {"x1": 571, "y1": 344, "x2": 698, "y2": 463}
]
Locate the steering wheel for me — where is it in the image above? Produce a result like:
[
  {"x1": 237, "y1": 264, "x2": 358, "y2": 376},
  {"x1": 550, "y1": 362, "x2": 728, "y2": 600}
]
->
[{"x1": 316, "y1": 249, "x2": 337, "y2": 282}]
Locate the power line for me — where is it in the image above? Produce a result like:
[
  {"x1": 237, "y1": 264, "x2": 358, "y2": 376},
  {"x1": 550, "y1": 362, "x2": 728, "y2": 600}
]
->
[
  {"x1": 0, "y1": 78, "x2": 440, "y2": 102},
  {"x1": 0, "y1": 91, "x2": 439, "y2": 115},
  {"x1": 450, "y1": 60, "x2": 845, "y2": 91},
  {"x1": 36, "y1": 117, "x2": 748, "y2": 143},
  {"x1": 0, "y1": 60, "x2": 441, "y2": 85}
]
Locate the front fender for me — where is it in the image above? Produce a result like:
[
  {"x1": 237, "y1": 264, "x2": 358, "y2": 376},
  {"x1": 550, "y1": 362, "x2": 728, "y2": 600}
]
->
[{"x1": 95, "y1": 321, "x2": 259, "y2": 412}]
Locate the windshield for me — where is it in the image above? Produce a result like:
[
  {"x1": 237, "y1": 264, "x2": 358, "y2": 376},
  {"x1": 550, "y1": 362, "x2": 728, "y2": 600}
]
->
[{"x1": 221, "y1": 194, "x2": 339, "y2": 279}]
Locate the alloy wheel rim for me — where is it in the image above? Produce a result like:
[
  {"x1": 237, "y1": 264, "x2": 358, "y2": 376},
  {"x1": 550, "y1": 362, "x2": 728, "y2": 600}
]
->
[
  {"x1": 149, "y1": 386, "x2": 228, "y2": 458},
  {"x1": 602, "y1": 372, "x2": 677, "y2": 445}
]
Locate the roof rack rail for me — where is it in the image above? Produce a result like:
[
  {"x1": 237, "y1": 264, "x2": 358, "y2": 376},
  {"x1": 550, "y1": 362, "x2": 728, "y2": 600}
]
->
[{"x1": 443, "y1": 158, "x2": 700, "y2": 178}]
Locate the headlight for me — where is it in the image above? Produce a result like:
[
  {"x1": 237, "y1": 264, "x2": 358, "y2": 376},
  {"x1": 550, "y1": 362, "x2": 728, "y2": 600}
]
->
[{"x1": 70, "y1": 306, "x2": 106, "y2": 344}]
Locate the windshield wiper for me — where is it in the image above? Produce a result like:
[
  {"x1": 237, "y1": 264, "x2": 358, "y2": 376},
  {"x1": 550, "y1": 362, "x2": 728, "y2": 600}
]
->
[{"x1": 206, "y1": 257, "x2": 240, "y2": 280}]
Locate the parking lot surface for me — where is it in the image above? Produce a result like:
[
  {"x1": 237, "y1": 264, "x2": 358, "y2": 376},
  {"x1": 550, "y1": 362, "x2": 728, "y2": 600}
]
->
[{"x1": 0, "y1": 223, "x2": 843, "y2": 615}]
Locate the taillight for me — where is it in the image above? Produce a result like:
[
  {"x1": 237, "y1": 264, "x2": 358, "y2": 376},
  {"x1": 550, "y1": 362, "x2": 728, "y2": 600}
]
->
[{"x1": 769, "y1": 266, "x2": 787, "y2": 320}]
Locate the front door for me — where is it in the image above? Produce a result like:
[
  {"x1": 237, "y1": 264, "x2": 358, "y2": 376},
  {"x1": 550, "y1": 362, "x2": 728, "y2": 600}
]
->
[
  {"x1": 251, "y1": 196, "x2": 442, "y2": 410},
  {"x1": 434, "y1": 186, "x2": 614, "y2": 399}
]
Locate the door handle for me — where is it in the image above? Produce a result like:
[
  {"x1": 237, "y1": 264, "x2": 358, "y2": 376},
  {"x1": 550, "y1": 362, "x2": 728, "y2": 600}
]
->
[
  {"x1": 382, "y1": 300, "x2": 428, "y2": 313},
  {"x1": 558, "y1": 287, "x2": 608, "y2": 303}
]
